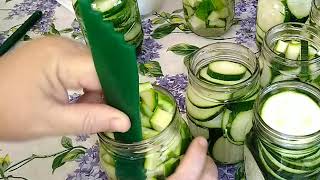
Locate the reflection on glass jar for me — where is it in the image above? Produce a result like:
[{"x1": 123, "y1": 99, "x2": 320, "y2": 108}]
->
[
  {"x1": 245, "y1": 81, "x2": 320, "y2": 180},
  {"x1": 259, "y1": 22, "x2": 320, "y2": 89},
  {"x1": 73, "y1": 0, "x2": 144, "y2": 50},
  {"x1": 182, "y1": 0, "x2": 234, "y2": 37},
  {"x1": 256, "y1": 0, "x2": 313, "y2": 45},
  {"x1": 310, "y1": 0, "x2": 320, "y2": 28},
  {"x1": 98, "y1": 86, "x2": 192, "y2": 180},
  {"x1": 186, "y1": 43, "x2": 260, "y2": 165}
]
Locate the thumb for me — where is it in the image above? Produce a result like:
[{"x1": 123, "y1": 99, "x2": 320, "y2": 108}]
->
[
  {"x1": 51, "y1": 103, "x2": 131, "y2": 135},
  {"x1": 168, "y1": 137, "x2": 208, "y2": 180}
]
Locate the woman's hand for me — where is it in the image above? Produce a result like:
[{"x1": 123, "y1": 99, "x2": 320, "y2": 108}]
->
[
  {"x1": 0, "y1": 37, "x2": 130, "y2": 140},
  {"x1": 169, "y1": 137, "x2": 218, "y2": 180}
]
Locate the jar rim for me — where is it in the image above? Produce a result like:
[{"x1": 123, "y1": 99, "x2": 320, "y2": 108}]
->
[
  {"x1": 98, "y1": 85, "x2": 178, "y2": 149},
  {"x1": 187, "y1": 42, "x2": 260, "y2": 92},
  {"x1": 264, "y1": 22, "x2": 320, "y2": 64},
  {"x1": 254, "y1": 81, "x2": 320, "y2": 139}
]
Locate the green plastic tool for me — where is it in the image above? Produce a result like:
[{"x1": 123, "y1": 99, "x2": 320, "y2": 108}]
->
[{"x1": 77, "y1": 0, "x2": 144, "y2": 179}]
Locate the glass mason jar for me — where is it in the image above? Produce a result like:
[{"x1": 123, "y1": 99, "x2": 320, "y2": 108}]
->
[
  {"x1": 259, "y1": 22, "x2": 320, "y2": 89},
  {"x1": 182, "y1": 0, "x2": 235, "y2": 37},
  {"x1": 186, "y1": 43, "x2": 260, "y2": 165},
  {"x1": 310, "y1": 0, "x2": 320, "y2": 28},
  {"x1": 73, "y1": 0, "x2": 144, "y2": 50},
  {"x1": 256, "y1": 0, "x2": 313, "y2": 45},
  {"x1": 98, "y1": 86, "x2": 192, "y2": 180},
  {"x1": 245, "y1": 81, "x2": 320, "y2": 180}
]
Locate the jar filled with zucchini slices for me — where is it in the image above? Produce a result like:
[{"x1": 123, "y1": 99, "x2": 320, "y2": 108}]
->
[
  {"x1": 99, "y1": 83, "x2": 192, "y2": 180},
  {"x1": 73, "y1": 0, "x2": 144, "y2": 50},
  {"x1": 186, "y1": 43, "x2": 260, "y2": 165},
  {"x1": 256, "y1": 0, "x2": 313, "y2": 45},
  {"x1": 310, "y1": 0, "x2": 320, "y2": 28},
  {"x1": 260, "y1": 22, "x2": 320, "y2": 89},
  {"x1": 182, "y1": 0, "x2": 235, "y2": 37},
  {"x1": 245, "y1": 81, "x2": 320, "y2": 180}
]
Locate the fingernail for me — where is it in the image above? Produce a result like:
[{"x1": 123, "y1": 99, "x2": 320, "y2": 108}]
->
[
  {"x1": 110, "y1": 116, "x2": 131, "y2": 132},
  {"x1": 198, "y1": 137, "x2": 208, "y2": 148}
]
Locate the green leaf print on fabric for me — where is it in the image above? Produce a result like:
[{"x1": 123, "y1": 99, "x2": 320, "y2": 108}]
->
[
  {"x1": 168, "y1": 43, "x2": 200, "y2": 56},
  {"x1": 138, "y1": 61, "x2": 163, "y2": 77},
  {"x1": 152, "y1": 23, "x2": 178, "y2": 39},
  {"x1": 52, "y1": 152, "x2": 69, "y2": 173},
  {"x1": 61, "y1": 136, "x2": 73, "y2": 149},
  {"x1": 62, "y1": 149, "x2": 85, "y2": 163}
]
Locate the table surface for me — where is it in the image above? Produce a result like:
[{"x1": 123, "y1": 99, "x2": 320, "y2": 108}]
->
[{"x1": 0, "y1": 0, "x2": 258, "y2": 179}]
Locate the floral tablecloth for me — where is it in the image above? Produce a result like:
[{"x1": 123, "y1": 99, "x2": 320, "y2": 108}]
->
[{"x1": 0, "y1": 0, "x2": 258, "y2": 179}]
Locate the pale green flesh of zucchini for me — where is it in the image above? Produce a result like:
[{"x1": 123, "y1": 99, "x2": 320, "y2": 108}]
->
[
  {"x1": 207, "y1": 61, "x2": 247, "y2": 81},
  {"x1": 199, "y1": 67, "x2": 251, "y2": 85},
  {"x1": 261, "y1": 91, "x2": 320, "y2": 136}
]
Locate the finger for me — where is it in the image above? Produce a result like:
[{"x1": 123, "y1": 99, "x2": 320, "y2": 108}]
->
[
  {"x1": 168, "y1": 137, "x2": 208, "y2": 180},
  {"x1": 50, "y1": 103, "x2": 131, "y2": 135},
  {"x1": 200, "y1": 156, "x2": 218, "y2": 180}
]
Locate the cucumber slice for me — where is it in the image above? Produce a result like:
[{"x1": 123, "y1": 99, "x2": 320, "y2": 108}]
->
[
  {"x1": 212, "y1": 0, "x2": 225, "y2": 10},
  {"x1": 217, "y1": 7, "x2": 229, "y2": 18},
  {"x1": 208, "y1": 11, "x2": 220, "y2": 21},
  {"x1": 308, "y1": 45, "x2": 318, "y2": 59},
  {"x1": 186, "y1": 86, "x2": 221, "y2": 108},
  {"x1": 141, "y1": 102, "x2": 154, "y2": 117},
  {"x1": 187, "y1": 117, "x2": 210, "y2": 139},
  {"x1": 141, "y1": 113, "x2": 152, "y2": 128},
  {"x1": 189, "y1": 110, "x2": 224, "y2": 128},
  {"x1": 261, "y1": 91, "x2": 320, "y2": 136},
  {"x1": 186, "y1": 0, "x2": 202, "y2": 7},
  {"x1": 139, "y1": 82, "x2": 153, "y2": 93},
  {"x1": 229, "y1": 110, "x2": 253, "y2": 142},
  {"x1": 256, "y1": 0, "x2": 285, "y2": 32},
  {"x1": 208, "y1": 18, "x2": 226, "y2": 28},
  {"x1": 200, "y1": 67, "x2": 251, "y2": 85},
  {"x1": 186, "y1": 97, "x2": 224, "y2": 121},
  {"x1": 145, "y1": 152, "x2": 162, "y2": 170},
  {"x1": 124, "y1": 22, "x2": 142, "y2": 41},
  {"x1": 222, "y1": 109, "x2": 231, "y2": 132},
  {"x1": 92, "y1": 0, "x2": 121, "y2": 12},
  {"x1": 140, "y1": 89, "x2": 158, "y2": 112},
  {"x1": 274, "y1": 40, "x2": 289, "y2": 54},
  {"x1": 163, "y1": 157, "x2": 180, "y2": 176},
  {"x1": 188, "y1": 15, "x2": 206, "y2": 30},
  {"x1": 142, "y1": 127, "x2": 160, "y2": 139},
  {"x1": 271, "y1": 74, "x2": 296, "y2": 83},
  {"x1": 212, "y1": 136, "x2": 244, "y2": 164},
  {"x1": 244, "y1": 144, "x2": 265, "y2": 180},
  {"x1": 286, "y1": 0, "x2": 312, "y2": 19},
  {"x1": 184, "y1": 5, "x2": 195, "y2": 17},
  {"x1": 158, "y1": 92, "x2": 174, "y2": 113},
  {"x1": 285, "y1": 41, "x2": 301, "y2": 60},
  {"x1": 150, "y1": 107, "x2": 173, "y2": 132},
  {"x1": 207, "y1": 61, "x2": 247, "y2": 81}
]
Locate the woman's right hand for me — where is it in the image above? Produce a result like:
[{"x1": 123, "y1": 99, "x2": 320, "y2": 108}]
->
[{"x1": 168, "y1": 137, "x2": 219, "y2": 180}]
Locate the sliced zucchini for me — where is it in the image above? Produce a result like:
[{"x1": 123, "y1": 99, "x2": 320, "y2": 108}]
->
[
  {"x1": 286, "y1": 0, "x2": 312, "y2": 19},
  {"x1": 188, "y1": 15, "x2": 206, "y2": 30},
  {"x1": 186, "y1": 86, "x2": 221, "y2": 108},
  {"x1": 212, "y1": 136, "x2": 244, "y2": 164},
  {"x1": 186, "y1": 97, "x2": 224, "y2": 121},
  {"x1": 285, "y1": 41, "x2": 301, "y2": 60},
  {"x1": 141, "y1": 112, "x2": 152, "y2": 128},
  {"x1": 144, "y1": 152, "x2": 162, "y2": 170},
  {"x1": 274, "y1": 40, "x2": 289, "y2": 54},
  {"x1": 207, "y1": 61, "x2": 247, "y2": 81},
  {"x1": 140, "y1": 89, "x2": 158, "y2": 112},
  {"x1": 200, "y1": 67, "x2": 251, "y2": 85},
  {"x1": 124, "y1": 22, "x2": 142, "y2": 41},
  {"x1": 189, "y1": 110, "x2": 224, "y2": 128},
  {"x1": 187, "y1": 117, "x2": 210, "y2": 139},
  {"x1": 256, "y1": 0, "x2": 285, "y2": 32},
  {"x1": 158, "y1": 92, "x2": 174, "y2": 113},
  {"x1": 229, "y1": 110, "x2": 253, "y2": 142},
  {"x1": 142, "y1": 127, "x2": 160, "y2": 139},
  {"x1": 208, "y1": 19, "x2": 226, "y2": 28},
  {"x1": 139, "y1": 82, "x2": 153, "y2": 93},
  {"x1": 141, "y1": 102, "x2": 154, "y2": 117},
  {"x1": 150, "y1": 107, "x2": 173, "y2": 132}
]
